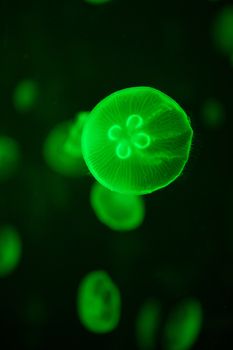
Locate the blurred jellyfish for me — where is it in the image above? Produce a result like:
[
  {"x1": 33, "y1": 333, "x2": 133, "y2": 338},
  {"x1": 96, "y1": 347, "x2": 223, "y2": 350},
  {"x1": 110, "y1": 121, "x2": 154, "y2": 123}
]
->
[
  {"x1": 163, "y1": 298, "x2": 202, "y2": 350},
  {"x1": 82, "y1": 87, "x2": 193, "y2": 195},
  {"x1": 0, "y1": 225, "x2": 22, "y2": 277},
  {"x1": 201, "y1": 98, "x2": 225, "y2": 129},
  {"x1": 212, "y1": 5, "x2": 233, "y2": 57},
  {"x1": 90, "y1": 182, "x2": 145, "y2": 231},
  {"x1": 13, "y1": 79, "x2": 39, "y2": 112},
  {"x1": 136, "y1": 299, "x2": 161, "y2": 350},
  {"x1": 43, "y1": 111, "x2": 89, "y2": 176},
  {"x1": 77, "y1": 270, "x2": 121, "y2": 333},
  {"x1": 64, "y1": 111, "x2": 89, "y2": 157},
  {"x1": 0, "y1": 136, "x2": 20, "y2": 181}
]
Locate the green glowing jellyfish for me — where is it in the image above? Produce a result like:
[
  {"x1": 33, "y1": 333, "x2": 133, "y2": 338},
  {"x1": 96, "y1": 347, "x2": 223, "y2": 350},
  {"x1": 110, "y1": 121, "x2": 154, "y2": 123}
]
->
[
  {"x1": 90, "y1": 182, "x2": 145, "y2": 231},
  {"x1": 44, "y1": 112, "x2": 89, "y2": 176},
  {"x1": 13, "y1": 79, "x2": 39, "y2": 112},
  {"x1": 82, "y1": 87, "x2": 193, "y2": 195},
  {"x1": 0, "y1": 226, "x2": 22, "y2": 277},
  {"x1": 212, "y1": 5, "x2": 233, "y2": 57},
  {"x1": 163, "y1": 298, "x2": 202, "y2": 350},
  {"x1": 0, "y1": 136, "x2": 20, "y2": 181},
  {"x1": 77, "y1": 270, "x2": 121, "y2": 333},
  {"x1": 201, "y1": 99, "x2": 225, "y2": 128},
  {"x1": 136, "y1": 299, "x2": 161, "y2": 350}
]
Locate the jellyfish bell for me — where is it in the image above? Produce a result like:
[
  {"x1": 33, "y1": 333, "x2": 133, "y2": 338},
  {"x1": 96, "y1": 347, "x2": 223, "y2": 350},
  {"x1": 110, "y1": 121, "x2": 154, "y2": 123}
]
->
[
  {"x1": 82, "y1": 87, "x2": 193, "y2": 195},
  {"x1": 64, "y1": 111, "x2": 89, "y2": 157},
  {"x1": 163, "y1": 298, "x2": 203, "y2": 350},
  {"x1": 90, "y1": 182, "x2": 145, "y2": 231},
  {"x1": 77, "y1": 270, "x2": 121, "y2": 333},
  {"x1": 44, "y1": 112, "x2": 89, "y2": 177}
]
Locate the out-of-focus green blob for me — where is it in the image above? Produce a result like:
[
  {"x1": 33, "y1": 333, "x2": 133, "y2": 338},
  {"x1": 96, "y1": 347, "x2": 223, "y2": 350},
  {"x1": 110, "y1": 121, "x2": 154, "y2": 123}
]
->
[
  {"x1": 90, "y1": 182, "x2": 145, "y2": 231},
  {"x1": 82, "y1": 87, "x2": 193, "y2": 195},
  {"x1": 163, "y1": 298, "x2": 202, "y2": 350},
  {"x1": 24, "y1": 295, "x2": 47, "y2": 324},
  {"x1": 201, "y1": 99, "x2": 225, "y2": 128},
  {"x1": 13, "y1": 79, "x2": 39, "y2": 112},
  {"x1": 64, "y1": 111, "x2": 89, "y2": 157},
  {"x1": 77, "y1": 270, "x2": 121, "y2": 333},
  {"x1": 44, "y1": 121, "x2": 78, "y2": 176},
  {"x1": 43, "y1": 112, "x2": 89, "y2": 177},
  {"x1": 213, "y1": 5, "x2": 233, "y2": 57},
  {"x1": 136, "y1": 299, "x2": 161, "y2": 350},
  {"x1": 0, "y1": 136, "x2": 20, "y2": 181},
  {"x1": 0, "y1": 226, "x2": 22, "y2": 277},
  {"x1": 21, "y1": 295, "x2": 48, "y2": 349},
  {"x1": 85, "y1": 0, "x2": 111, "y2": 5}
]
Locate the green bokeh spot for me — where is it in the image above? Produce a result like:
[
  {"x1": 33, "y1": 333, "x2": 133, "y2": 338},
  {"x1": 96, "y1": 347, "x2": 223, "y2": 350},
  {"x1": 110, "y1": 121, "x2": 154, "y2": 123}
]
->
[
  {"x1": 201, "y1": 99, "x2": 225, "y2": 128},
  {"x1": 213, "y1": 5, "x2": 233, "y2": 57},
  {"x1": 136, "y1": 299, "x2": 161, "y2": 350},
  {"x1": 24, "y1": 295, "x2": 48, "y2": 324},
  {"x1": 13, "y1": 79, "x2": 39, "y2": 112},
  {"x1": 0, "y1": 226, "x2": 22, "y2": 277},
  {"x1": 0, "y1": 136, "x2": 20, "y2": 181},
  {"x1": 163, "y1": 298, "x2": 203, "y2": 350}
]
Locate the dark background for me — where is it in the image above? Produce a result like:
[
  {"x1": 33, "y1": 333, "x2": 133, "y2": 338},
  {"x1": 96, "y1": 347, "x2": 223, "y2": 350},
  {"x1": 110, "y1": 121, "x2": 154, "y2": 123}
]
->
[{"x1": 0, "y1": 0, "x2": 232, "y2": 349}]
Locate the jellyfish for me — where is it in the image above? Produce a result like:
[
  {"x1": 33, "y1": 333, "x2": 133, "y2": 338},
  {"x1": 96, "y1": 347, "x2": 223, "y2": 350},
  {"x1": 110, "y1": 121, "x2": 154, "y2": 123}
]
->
[
  {"x1": 43, "y1": 111, "x2": 89, "y2": 176},
  {"x1": 0, "y1": 136, "x2": 20, "y2": 181},
  {"x1": 136, "y1": 299, "x2": 161, "y2": 350},
  {"x1": 77, "y1": 270, "x2": 121, "y2": 333},
  {"x1": 90, "y1": 182, "x2": 145, "y2": 231},
  {"x1": 201, "y1": 98, "x2": 225, "y2": 129},
  {"x1": 163, "y1": 298, "x2": 202, "y2": 350},
  {"x1": 13, "y1": 79, "x2": 39, "y2": 112},
  {"x1": 82, "y1": 87, "x2": 193, "y2": 195},
  {"x1": 0, "y1": 225, "x2": 22, "y2": 277},
  {"x1": 64, "y1": 111, "x2": 89, "y2": 157}
]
